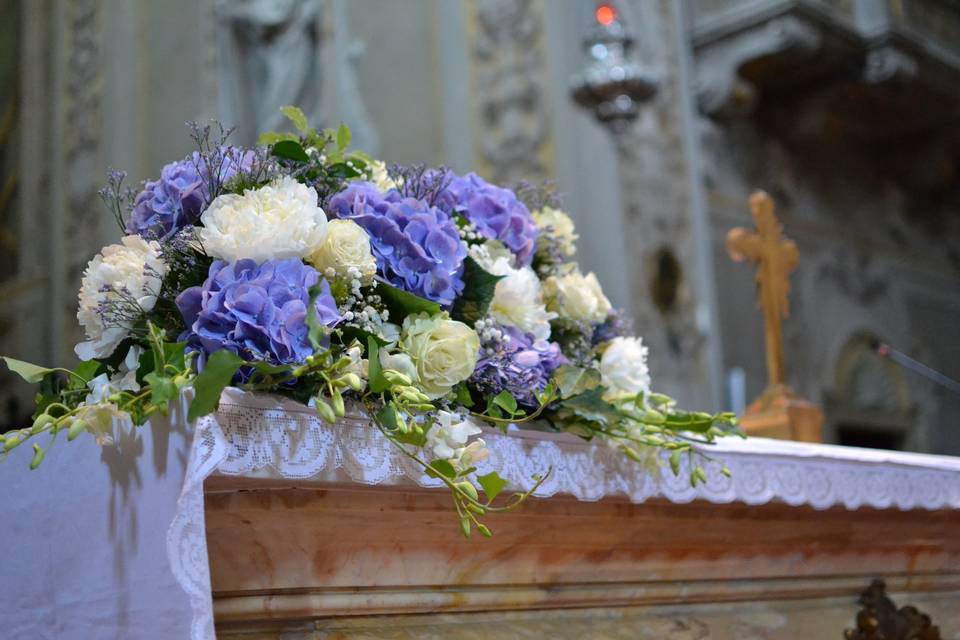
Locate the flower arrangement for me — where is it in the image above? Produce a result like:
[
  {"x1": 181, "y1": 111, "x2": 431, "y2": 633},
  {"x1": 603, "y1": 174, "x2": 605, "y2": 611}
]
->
[{"x1": 1, "y1": 108, "x2": 739, "y2": 536}]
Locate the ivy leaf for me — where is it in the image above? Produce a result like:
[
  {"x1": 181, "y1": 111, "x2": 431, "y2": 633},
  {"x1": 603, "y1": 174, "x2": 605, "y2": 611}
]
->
[
  {"x1": 377, "y1": 281, "x2": 441, "y2": 323},
  {"x1": 144, "y1": 372, "x2": 178, "y2": 409},
  {"x1": 426, "y1": 459, "x2": 457, "y2": 479},
  {"x1": 450, "y1": 257, "x2": 504, "y2": 326},
  {"x1": 477, "y1": 471, "x2": 508, "y2": 502},
  {"x1": 280, "y1": 105, "x2": 309, "y2": 133},
  {"x1": 2, "y1": 357, "x2": 55, "y2": 383},
  {"x1": 376, "y1": 401, "x2": 401, "y2": 430},
  {"x1": 492, "y1": 390, "x2": 518, "y2": 416},
  {"x1": 562, "y1": 388, "x2": 620, "y2": 426},
  {"x1": 453, "y1": 383, "x2": 474, "y2": 408},
  {"x1": 187, "y1": 350, "x2": 244, "y2": 421},
  {"x1": 335, "y1": 122, "x2": 351, "y2": 151},
  {"x1": 271, "y1": 139, "x2": 310, "y2": 163},
  {"x1": 366, "y1": 336, "x2": 390, "y2": 394},
  {"x1": 552, "y1": 365, "x2": 602, "y2": 399}
]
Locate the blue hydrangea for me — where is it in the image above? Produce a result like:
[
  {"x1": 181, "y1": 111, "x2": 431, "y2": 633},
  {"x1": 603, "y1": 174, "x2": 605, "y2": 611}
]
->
[
  {"x1": 470, "y1": 325, "x2": 565, "y2": 408},
  {"x1": 327, "y1": 182, "x2": 466, "y2": 306},
  {"x1": 127, "y1": 147, "x2": 255, "y2": 241},
  {"x1": 175, "y1": 258, "x2": 340, "y2": 365},
  {"x1": 436, "y1": 171, "x2": 538, "y2": 267}
]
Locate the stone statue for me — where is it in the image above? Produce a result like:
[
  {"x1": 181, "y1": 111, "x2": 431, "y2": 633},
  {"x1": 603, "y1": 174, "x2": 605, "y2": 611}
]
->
[{"x1": 217, "y1": 0, "x2": 324, "y2": 144}]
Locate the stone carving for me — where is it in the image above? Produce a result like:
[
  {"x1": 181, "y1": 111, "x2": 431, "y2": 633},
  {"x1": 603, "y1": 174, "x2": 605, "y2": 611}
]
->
[
  {"x1": 863, "y1": 46, "x2": 918, "y2": 85},
  {"x1": 817, "y1": 249, "x2": 889, "y2": 305},
  {"x1": 845, "y1": 579, "x2": 942, "y2": 640},
  {"x1": 472, "y1": 0, "x2": 550, "y2": 184}
]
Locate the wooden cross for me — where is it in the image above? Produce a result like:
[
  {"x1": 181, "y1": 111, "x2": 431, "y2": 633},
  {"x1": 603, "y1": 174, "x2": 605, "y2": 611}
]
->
[{"x1": 726, "y1": 191, "x2": 799, "y2": 390}]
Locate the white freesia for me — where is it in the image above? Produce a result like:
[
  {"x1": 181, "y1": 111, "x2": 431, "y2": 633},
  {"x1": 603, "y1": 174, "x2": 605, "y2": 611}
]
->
[
  {"x1": 483, "y1": 256, "x2": 556, "y2": 341},
  {"x1": 75, "y1": 236, "x2": 166, "y2": 361},
  {"x1": 378, "y1": 349, "x2": 419, "y2": 383},
  {"x1": 544, "y1": 269, "x2": 611, "y2": 325},
  {"x1": 401, "y1": 314, "x2": 480, "y2": 399},
  {"x1": 200, "y1": 176, "x2": 328, "y2": 263},
  {"x1": 344, "y1": 344, "x2": 369, "y2": 386},
  {"x1": 600, "y1": 336, "x2": 651, "y2": 400},
  {"x1": 426, "y1": 411, "x2": 489, "y2": 470},
  {"x1": 73, "y1": 403, "x2": 129, "y2": 446},
  {"x1": 533, "y1": 206, "x2": 578, "y2": 257},
  {"x1": 84, "y1": 346, "x2": 143, "y2": 405},
  {"x1": 308, "y1": 218, "x2": 377, "y2": 282}
]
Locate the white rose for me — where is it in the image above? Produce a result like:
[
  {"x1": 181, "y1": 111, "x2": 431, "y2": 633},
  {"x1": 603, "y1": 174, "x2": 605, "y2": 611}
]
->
[
  {"x1": 600, "y1": 336, "x2": 651, "y2": 399},
  {"x1": 307, "y1": 219, "x2": 377, "y2": 282},
  {"x1": 200, "y1": 176, "x2": 328, "y2": 263},
  {"x1": 75, "y1": 236, "x2": 167, "y2": 361},
  {"x1": 544, "y1": 269, "x2": 611, "y2": 325},
  {"x1": 426, "y1": 411, "x2": 488, "y2": 472},
  {"x1": 533, "y1": 206, "x2": 578, "y2": 257},
  {"x1": 484, "y1": 256, "x2": 556, "y2": 341},
  {"x1": 400, "y1": 313, "x2": 480, "y2": 399}
]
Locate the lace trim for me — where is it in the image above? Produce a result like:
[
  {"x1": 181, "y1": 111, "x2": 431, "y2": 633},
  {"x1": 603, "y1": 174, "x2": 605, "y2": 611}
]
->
[{"x1": 168, "y1": 389, "x2": 960, "y2": 639}]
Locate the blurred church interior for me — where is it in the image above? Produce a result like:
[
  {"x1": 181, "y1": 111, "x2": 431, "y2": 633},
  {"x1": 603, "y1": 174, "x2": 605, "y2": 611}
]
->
[{"x1": 2, "y1": 0, "x2": 959, "y2": 455}]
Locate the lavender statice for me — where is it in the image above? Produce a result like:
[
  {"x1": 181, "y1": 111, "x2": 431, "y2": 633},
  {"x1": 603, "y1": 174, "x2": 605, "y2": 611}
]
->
[
  {"x1": 175, "y1": 258, "x2": 340, "y2": 365},
  {"x1": 434, "y1": 171, "x2": 539, "y2": 267},
  {"x1": 592, "y1": 308, "x2": 633, "y2": 346},
  {"x1": 126, "y1": 146, "x2": 257, "y2": 241},
  {"x1": 470, "y1": 320, "x2": 565, "y2": 409},
  {"x1": 327, "y1": 182, "x2": 466, "y2": 306}
]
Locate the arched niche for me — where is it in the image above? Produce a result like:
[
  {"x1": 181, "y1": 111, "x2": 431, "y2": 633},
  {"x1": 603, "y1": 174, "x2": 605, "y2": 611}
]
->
[{"x1": 824, "y1": 332, "x2": 917, "y2": 451}]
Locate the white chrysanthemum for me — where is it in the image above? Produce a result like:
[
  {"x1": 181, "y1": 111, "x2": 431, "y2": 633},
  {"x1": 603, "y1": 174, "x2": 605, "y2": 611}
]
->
[
  {"x1": 366, "y1": 159, "x2": 399, "y2": 192},
  {"x1": 307, "y1": 219, "x2": 377, "y2": 281},
  {"x1": 199, "y1": 176, "x2": 328, "y2": 263},
  {"x1": 533, "y1": 206, "x2": 578, "y2": 257},
  {"x1": 426, "y1": 411, "x2": 489, "y2": 471},
  {"x1": 600, "y1": 336, "x2": 651, "y2": 400},
  {"x1": 544, "y1": 269, "x2": 611, "y2": 325},
  {"x1": 484, "y1": 256, "x2": 556, "y2": 341},
  {"x1": 75, "y1": 236, "x2": 166, "y2": 361}
]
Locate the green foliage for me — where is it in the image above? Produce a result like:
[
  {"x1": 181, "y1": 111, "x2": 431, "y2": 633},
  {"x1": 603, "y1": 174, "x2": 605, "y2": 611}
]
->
[
  {"x1": 281, "y1": 105, "x2": 310, "y2": 133},
  {"x1": 305, "y1": 283, "x2": 331, "y2": 351},
  {"x1": 377, "y1": 281, "x2": 442, "y2": 323},
  {"x1": 451, "y1": 257, "x2": 504, "y2": 326},
  {"x1": 271, "y1": 139, "x2": 310, "y2": 163},
  {"x1": 366, "y1": 337, "x2": 389, "y2": 394},
  {"x1": 187, "y1": 350, "x2": 244, "y2": 421},
  {"x1": 552, "y1": 365, "x2": 602, "y2": 399},
  {"x1": 2, "y1": 357, "x2": 54, "y2": 383},
  {"x1": 476, "y1": 471, "x2": 507, "y2": 501}
]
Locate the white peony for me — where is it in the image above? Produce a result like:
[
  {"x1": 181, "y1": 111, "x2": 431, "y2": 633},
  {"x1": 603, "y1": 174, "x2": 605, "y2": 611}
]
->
[
  {"x1": 199, "y1": 176, "x2": 328, "y2": 263},
  {"x1": 400, "y1": 313, "x2": 480, "y2": 399},
  {"x1": 484, "y1": 256, "x2": 556, "y2": 341},
  {"x1": 544, "y1": 269, "x2": 612, "y2": 325},
  {"x1": 75, "y1": 236, "x2": 167, "y2": 361},
  {"x1": 426, "y1": 411, "x2": 489, "y2": 470},
  {"x1": 600, "y1": 336, "x2": 651, "y2": 399},
  {"x1": 533, "y1": 206, "x2": 578, "y2": 257},
  {"x1": 308, "y1": 219, "x2": 377, "y2": 281}
]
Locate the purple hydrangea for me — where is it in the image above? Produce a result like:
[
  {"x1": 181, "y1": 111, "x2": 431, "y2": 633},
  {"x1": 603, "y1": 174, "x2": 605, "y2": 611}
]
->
[
  {"x1": 175, "y1": 258, "x2": 340, "y2": 365},
  {"x1": 127, "y1": 147, "x2": 255, "y2": 241},
  {"x1": 471, "y1": 325, "x2": 565, "y2": 408},
  {"x1": 435, "y1": 171, "x2": 538, "y2": 267},
  {"x1": 327, "y1": 182, "x2": 467, "y2": 306}
]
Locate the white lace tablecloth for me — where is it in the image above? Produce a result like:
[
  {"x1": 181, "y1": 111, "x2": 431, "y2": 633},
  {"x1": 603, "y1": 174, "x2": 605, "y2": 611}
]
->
[{"x1": 165, "y1": 388, "x2": 960, "y2": 640}]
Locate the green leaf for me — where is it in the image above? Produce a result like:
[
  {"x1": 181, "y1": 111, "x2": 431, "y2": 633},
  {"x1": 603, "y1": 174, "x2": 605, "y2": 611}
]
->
[
  {"x1": 335, "y1": 122, "x2": 351, "y2": 151},
  {"x1": 562, "y1": 388, "x2": 620, "y2": 426},
  {"x1": 377, "y1": 281, "x2": 441, "y2": 323},
  {"x1": 2, "y1": 357, "x2": 54, "y2": 383},
  {"x1": 453, "y1": 383, "x2": 474, "y2": 408},
  {"x1": 187, "y1": 350, "x2": 244, "y2": 421},
  {"x1": 271, "y1": 139, "x2": 310, "y2": 163},
  {"x1": 552, "y1": 365, "x2": 602, "y2": 399},
  {"x1": 426, "y1": 459, "x2": 457, "y2": 479},
  {"x1": 366, "y1": 336, "x2": 390, "y2": 394},
  {"x1": 492, "y1": 390, "x2": 518, "y2": 416},
  {"x1": 450, "y1": 257, "x2": 504, "y2": 326},
  {"x1": 71, "y1": 360, "x2": 103, "y2": 387},
  {"x1": 305, "y1": 283, "x2": 330, "y2": 351},
  {"x1": 144, "y1": 372, "x2": 178, "y2": 408},
  {"x1": 248, "y1": 361, "x2": 294, "y2": 376},
  {"x1": 257, "y1": 131, "x2": 298, "y2": 146},
  {"x1": 280, "y1": 105, "x2": 309, "y2": 133},
  {"x1": 326, "y1": 162, "x2": 362, "y2": 179},
  {"x1": 477, "y1": 471, "x2": 508, "y2": 502}
]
